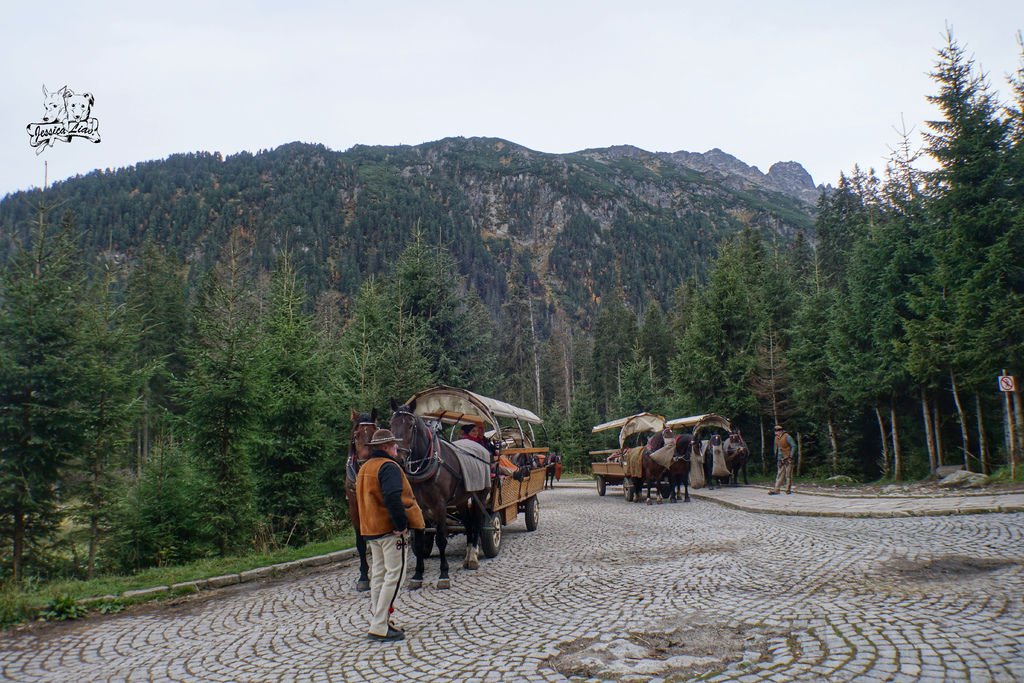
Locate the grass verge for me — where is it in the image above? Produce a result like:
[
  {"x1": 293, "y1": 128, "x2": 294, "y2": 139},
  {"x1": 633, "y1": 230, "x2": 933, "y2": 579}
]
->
[{"x1": 1, "y1": 532, "x2": 356, "y2": 628}]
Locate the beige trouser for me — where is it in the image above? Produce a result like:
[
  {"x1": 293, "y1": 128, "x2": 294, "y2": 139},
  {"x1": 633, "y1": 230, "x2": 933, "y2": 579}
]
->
[
  {"x1": 367, "y1": 533, "x2": 407, "y2": 636},
  {"x1": 773, "y1": 457, "x2": 793, "y2": 493}
]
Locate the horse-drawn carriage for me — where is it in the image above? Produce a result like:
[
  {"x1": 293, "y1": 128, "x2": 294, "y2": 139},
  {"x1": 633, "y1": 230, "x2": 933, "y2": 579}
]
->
[
  {"x1": 589, "y1": 412, "x2": 666, "y2": 500},
  {"x1": 387, "y1": 385, "x2": 548, "y2": 588},
  {"x1": 666, "y1": 413, "x2": 749, "y2": 488}
]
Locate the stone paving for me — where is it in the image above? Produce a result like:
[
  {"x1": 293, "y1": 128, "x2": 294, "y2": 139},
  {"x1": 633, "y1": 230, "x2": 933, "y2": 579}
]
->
[{"x1": 0, "y1": 485, "x2": 1022, "y2": 682}]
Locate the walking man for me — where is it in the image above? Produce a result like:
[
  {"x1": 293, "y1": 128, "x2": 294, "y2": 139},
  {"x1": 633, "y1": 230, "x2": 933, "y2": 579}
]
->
[
  {"x1": 355, "y1": 428, "x2": 425, "y2": 641},
  {"x1": 769, "y1": 424, "x2": 796, "y2": 495}
]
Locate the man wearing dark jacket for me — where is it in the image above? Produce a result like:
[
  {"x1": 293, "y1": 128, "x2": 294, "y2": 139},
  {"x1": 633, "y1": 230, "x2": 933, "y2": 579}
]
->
[{"x1": 355, "y1": 428, "x2": 425, "y2": 641}]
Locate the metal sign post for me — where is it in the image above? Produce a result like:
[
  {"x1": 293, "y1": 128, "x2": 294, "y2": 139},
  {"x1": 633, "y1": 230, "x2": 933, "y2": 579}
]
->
[{"x1": 1001, "y1": 373, "x2": 1018, "y2": 478}]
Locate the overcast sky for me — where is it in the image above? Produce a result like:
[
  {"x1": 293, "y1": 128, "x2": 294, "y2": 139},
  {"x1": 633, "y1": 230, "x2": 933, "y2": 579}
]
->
[{"x1": 2, "y1": 1, "x2": 1022, "y2": 200}]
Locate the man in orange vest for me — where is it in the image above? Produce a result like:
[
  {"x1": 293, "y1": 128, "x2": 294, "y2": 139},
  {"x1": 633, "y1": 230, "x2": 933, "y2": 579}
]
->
[
  {"x1": 356, "y1": 428, "x2": 426, "y2": 641},
  {"x1": 770, "y1": 424, "x2": 796, "y2": 495}
]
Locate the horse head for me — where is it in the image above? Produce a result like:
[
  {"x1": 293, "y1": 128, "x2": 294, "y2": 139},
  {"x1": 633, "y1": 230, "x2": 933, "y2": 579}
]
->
[
  {"x1": 388, "y1": 399, "x2": 436, "y2": 475},
  {"x1": 349, "y1": 408, "x2": 378, "y2": 462}
]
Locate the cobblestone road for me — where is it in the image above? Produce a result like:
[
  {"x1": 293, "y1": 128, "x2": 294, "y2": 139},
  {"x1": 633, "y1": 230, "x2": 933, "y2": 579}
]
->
[{"x1": 1, "y1": 486, "x2": 1022, "y2": 682}]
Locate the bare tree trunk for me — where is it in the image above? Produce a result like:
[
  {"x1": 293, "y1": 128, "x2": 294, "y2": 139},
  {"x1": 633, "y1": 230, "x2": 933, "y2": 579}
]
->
[
  {"x1": 950, "y1": 371, "x2": 971, "y2": 471},
  {"x1": 933, "y1": 402, "x2": 945, "y2": 467},
  {"x1": 759, "y1": 415, "x2": 767, "y2": 475},
  {"x1": 922, "y1": 389, "x2": 937, "y2": 474},
  {"x1": 827, "y1": 416, "x2": 839, "y2": 476},
  {"x1": 563, "y1": 336, "x2": 573, "y2": 409},
  {"x1": 1012, "y1": 384, "x2": 1024, "y2": 478},
  {"x1": 890, "y1": 402, "x2": 902, "y2": 481},
  {"x1": 12, "y1": 504, "x2": 24, "y2": 583},
  {"x1": 796, "y1": 431, "x2": 804, "y2": 477},
  {"x1": 874, "y1": 405, "x2": 890, "y2": 478},
  {"x1": 975, "y1": 392, "x2": 988, "y2": 475},
  {"x1": 528, "y1": 299, "x2": 542, "y2": 410}
]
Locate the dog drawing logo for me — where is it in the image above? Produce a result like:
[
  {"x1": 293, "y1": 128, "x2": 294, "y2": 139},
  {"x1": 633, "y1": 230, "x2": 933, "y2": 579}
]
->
[{"x1": 27, "y1": 84, "x2": 101, "y2": 154}]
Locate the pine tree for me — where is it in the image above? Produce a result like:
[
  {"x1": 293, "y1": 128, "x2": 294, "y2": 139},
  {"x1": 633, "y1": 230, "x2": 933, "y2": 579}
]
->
[
  {"x1": 124, "y1": 242, "x2": 189, "y2": 473},
  {"x1": 391, "y1": 233, "x2": 498, "y2": 393},
  {"x1": 337, "y1": 276, "x2": 434, "y2": 416},
  {"x1": 179, "y1": 231, "x2": 262, "y2": 555},
  {"x1": 252, "y1": 255, "x2": 340, "y2": 545},
  {"x1": 590, "y1": 289, "x2": 636, "y2": 417},
  {"x1": 70, "y1": 262, "x2": 149, "y2": 578},
  {"x1": 0, "y1": 209, "x2": 86, "y2": 581},
  {"x1": 907, "y1": 30, "x2": 1017, "y2": 472}
]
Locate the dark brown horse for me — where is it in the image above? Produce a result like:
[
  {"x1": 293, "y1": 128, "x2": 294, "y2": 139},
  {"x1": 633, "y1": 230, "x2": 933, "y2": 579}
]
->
[
  {"x1": 544, "y1": 452, "x2": 562, "y2": 490},
  {"x1": 389, "y1": 399, "x2": 489, "y2": 590},
  {"x1": 635, "y1": 433, "x2": 694, "y2": 504},
  {"x1": 344, "y1": 408, "x2": 378, "y2": 591},
  {"x1": 723, "y1": 429, "x2": 751, "y2": 486}
]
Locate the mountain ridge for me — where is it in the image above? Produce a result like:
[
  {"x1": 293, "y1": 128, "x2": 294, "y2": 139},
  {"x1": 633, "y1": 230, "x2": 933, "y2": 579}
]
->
[{"x1": 0, "y1": 136, "x2": 819, "y2": 328}]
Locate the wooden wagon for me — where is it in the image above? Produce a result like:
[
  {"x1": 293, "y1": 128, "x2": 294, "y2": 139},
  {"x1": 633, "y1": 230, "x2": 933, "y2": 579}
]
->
[
  {"x1": 403, "y1": 385, "x2": 548, "y2": 558},
  {"x1": 589, "y1": 412, "x2": 666, "y2": 499}
]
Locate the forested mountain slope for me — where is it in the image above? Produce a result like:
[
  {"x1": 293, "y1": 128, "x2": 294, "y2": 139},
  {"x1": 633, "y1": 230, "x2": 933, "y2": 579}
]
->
[{"x1": 0, "y1": 137, "x2": 816, "y2": 326}]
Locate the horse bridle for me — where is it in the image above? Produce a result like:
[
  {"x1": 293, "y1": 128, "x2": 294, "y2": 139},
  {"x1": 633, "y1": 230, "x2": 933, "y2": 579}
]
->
[{"x1": 392, "y1": 409, "x2": 443, "y2": 482}]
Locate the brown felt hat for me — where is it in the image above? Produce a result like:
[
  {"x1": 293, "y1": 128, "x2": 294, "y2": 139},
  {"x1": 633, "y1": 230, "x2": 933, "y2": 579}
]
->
[{"x1": 368, "y1": 428, "x2": 402, "y2": 446}]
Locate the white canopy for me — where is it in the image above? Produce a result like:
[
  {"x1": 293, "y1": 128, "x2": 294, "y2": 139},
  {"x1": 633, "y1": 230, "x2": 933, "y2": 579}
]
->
[
  {"x1": 665, "y1": 413, "x2": 732, "y2": 433},
  {"x1": 591, "y1": 412, "x2": 666, "y2": 449},
  {"x1": 405, "y1": 385, "x2": 543, "y2": 432}
]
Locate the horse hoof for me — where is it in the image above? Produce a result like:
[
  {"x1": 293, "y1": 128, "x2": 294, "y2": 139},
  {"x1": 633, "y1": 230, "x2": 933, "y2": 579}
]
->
[
  {"x1": 466, "y1": 560, "x2": 479, "y2": 570},
  {"x1": 408, "y1": 579, "x2": 423, "y2": 590},
  {"x1": 437, "y1": 579, "x2": 451, "y2": 590},
  {"x1": 645, "y1": 499, "x2": 652, "y2": 506},
  {"x1": 356, "y1": 579, "x2": 370, "y2": 592}
]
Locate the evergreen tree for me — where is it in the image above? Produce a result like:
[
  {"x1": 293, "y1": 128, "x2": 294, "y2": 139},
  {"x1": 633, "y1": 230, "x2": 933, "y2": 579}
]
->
[
  {"x1": 179, "y1": 232, "x2": 262, "y2": 555},
  {"x1": 124, "y1": 242, "x2": 189, "y2": 473},
  {"x1": 391, "y1": 233, "x2": 499, "y2": 393},
  {"x1": 614, "y1": 343, "x2": 660, "y2": 417},
  {"x1": 69, "y1": 262, "x2": 149, "y2": 578},
  {"x1": 907, "y1": 31, "x2": 1018, "y2": 471},
  {"x1": 590, "y1": 289, "x2": 636, "y2": 417},
  {"x1": 565, "y1": 378, "x2": 600, "y2": 472},
  {"x1": 0, "y1": 209, "x2": 85, "y2": 581},
  {"x1": 337, "y1": 276, "x2": 434, "y2": 416},
  {"x1": 638, "y1": 299, "x2": 673, "y2": 385},
  {"x1": 669, "y1": 228, "x2": 768, "y2": 421},
  {"x1": 252, "y1": 256, "x2": 340, "y2": 545}
]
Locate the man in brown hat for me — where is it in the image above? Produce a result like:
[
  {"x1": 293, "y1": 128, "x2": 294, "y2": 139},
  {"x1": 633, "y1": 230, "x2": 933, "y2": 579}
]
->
[
  {"x1": 355, "y1": 428, "x2": 425, "y2": 641},
  {"x1": 770, "y1": 425, "x2": 796, "y2": 495}
]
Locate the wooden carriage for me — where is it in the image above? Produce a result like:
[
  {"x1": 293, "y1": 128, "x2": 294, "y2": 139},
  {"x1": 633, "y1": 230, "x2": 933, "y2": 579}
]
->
[
  {"x1": 589, "y1": 412, "x2": 666, "y2": 499},
  {"x1": 403, "y1": 385, "x2": 548, "y2": 558}
]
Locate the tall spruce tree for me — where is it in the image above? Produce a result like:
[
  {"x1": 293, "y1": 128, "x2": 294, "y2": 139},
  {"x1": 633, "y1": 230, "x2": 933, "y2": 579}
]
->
[
  {"x1": 391, "y1": 233, "x2": 498, "y2": 394},
  {"x1": 70, "y1": 262, "x2": 149, "y2": 578},
  {"x1": 252, "y1": 255, "x2": 340, "y2": 544},
  {"x1": 0, "y1": 209, "x2": 85, "y2": 580},
  {"x1": 907, "y1": 31, "x2": 1017, "y2": 471},
  {"x1": 180, "y1": 232, "x2": 262, "y2": 555},
  {"x1": 590, "y1": 288, "x2": 636, "y2": 418},
  {"x1": 124, "y1": 242, "x2": 189, "y2": 473}
]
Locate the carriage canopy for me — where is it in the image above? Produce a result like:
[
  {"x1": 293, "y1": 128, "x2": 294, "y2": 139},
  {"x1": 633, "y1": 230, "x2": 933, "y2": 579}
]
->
[
  {"x1": 591, "y1": 412, "x2": 666, "y2": 449},
  {"x1": 404, "y1": 385, "x2": 544, "y2": 450},
  {"x1": 665, "y1": 413, "x2": 731, "y2": 434}
]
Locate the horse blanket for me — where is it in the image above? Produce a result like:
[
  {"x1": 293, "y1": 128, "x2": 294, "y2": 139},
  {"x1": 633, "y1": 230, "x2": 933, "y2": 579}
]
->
[
  {"x1": 451, "y1": 441, "x2": 492, "y2": 492},
  {"x1": 711, "y1": 442, "x2": 730, "y2": 477},
  {"x1": 689, "y1": 442, "x2": 706, "y2": 489},
  {"x1": 648, "y1": 437, "x2": 677, "y2": 469},
  {"x1": 623, "y1": 446, "x2": 645, "y2": 478}
]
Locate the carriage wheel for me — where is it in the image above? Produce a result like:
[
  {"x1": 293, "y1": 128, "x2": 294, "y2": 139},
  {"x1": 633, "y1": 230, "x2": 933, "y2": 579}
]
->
[
  {"x1": 480, "y1": 511, "x2": 502, "y2": 558},
  {"x1": 524, "y1": 496, "x2": 539, "y2": 531},
  {"x1": 596, "y1": 476, "x2": 607, "y2": 496}
]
